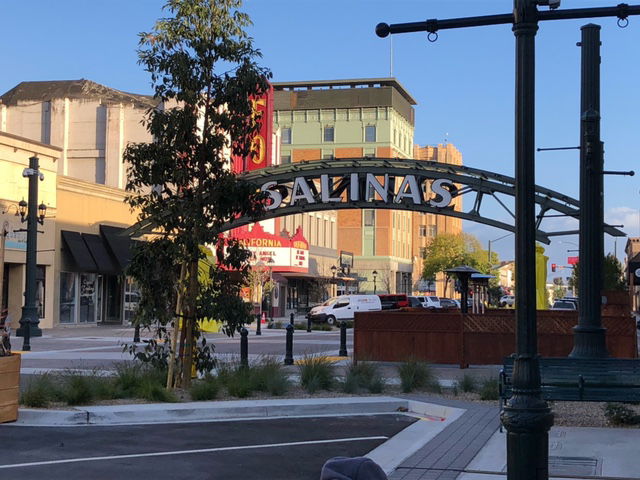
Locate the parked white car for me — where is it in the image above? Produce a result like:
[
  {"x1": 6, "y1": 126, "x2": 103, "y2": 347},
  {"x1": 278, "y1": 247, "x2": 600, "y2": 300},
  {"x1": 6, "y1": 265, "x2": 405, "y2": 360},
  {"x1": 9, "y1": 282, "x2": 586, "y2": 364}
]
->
[
  {"x1": 307, "y1": 295, "x2": 382, "y2": 324},
  {"x1": 416, "y1": 295, "x2": 441, "y2": 310},
  {"x1": 499, "y1": 295, "x2": 515, "y2": 307}
]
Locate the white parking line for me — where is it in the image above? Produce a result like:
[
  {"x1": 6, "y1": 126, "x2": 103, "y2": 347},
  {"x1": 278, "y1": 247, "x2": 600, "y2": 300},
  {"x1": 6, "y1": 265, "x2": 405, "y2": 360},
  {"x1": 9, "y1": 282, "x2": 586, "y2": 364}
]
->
[{"x1": 0, "y1": 436, "x2": 388, "y2": 469}]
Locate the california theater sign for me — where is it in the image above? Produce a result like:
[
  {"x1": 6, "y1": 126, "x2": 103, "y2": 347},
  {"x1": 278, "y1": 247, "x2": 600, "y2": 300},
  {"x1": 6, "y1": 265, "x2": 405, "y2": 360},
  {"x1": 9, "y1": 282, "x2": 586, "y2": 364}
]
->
[{"x1": 260, "y1": 173, "x2": 455, "y2": 211}]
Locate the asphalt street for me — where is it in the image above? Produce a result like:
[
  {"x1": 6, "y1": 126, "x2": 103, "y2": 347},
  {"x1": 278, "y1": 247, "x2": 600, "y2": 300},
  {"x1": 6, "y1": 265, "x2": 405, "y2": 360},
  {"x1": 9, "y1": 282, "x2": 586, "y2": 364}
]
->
[{"x1": 0, "y1": 414, "x2": 417, "y2": 480}]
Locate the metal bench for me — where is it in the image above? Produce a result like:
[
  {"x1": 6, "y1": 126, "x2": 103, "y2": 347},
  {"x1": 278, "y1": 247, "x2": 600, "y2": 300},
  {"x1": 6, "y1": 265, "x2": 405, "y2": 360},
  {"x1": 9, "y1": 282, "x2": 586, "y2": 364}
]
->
[{"x1": 499, "y1": 356, "x2": 640, "y2": 404}]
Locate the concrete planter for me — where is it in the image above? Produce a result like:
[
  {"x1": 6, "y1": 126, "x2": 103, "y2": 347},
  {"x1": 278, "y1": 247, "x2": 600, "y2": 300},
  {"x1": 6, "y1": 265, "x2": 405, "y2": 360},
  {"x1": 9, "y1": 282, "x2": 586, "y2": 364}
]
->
[{"x1": 0, "y1": 354, "x2": 20, "y2": 423}]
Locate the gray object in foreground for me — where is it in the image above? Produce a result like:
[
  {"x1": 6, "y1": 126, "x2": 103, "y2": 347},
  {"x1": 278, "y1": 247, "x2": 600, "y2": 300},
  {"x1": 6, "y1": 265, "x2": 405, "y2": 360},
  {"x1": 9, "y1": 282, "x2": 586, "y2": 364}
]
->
[{"x1": 320, "y1": 456, "x2": 387, "y2": 480}]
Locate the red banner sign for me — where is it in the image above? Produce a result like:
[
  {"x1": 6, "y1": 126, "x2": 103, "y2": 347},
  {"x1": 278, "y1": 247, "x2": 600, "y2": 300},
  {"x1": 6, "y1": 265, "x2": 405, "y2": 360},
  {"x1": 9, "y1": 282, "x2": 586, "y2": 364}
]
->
[{"x1": 233, "y1": 85, "x2": 273, "y2": 172}]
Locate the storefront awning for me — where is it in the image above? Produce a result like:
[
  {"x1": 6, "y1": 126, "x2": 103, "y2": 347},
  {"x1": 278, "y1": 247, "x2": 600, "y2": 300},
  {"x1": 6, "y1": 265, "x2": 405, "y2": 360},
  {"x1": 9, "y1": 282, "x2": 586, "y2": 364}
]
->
[
  {"x1": 83, "y1": 234, "x2": 119, "y2": 275},
  {"x1": 61, "y1": 230, "x2": 97, "y2": 272},
  {"x1": 100, "y1": 225, "x2": 134, "y2": 271}
]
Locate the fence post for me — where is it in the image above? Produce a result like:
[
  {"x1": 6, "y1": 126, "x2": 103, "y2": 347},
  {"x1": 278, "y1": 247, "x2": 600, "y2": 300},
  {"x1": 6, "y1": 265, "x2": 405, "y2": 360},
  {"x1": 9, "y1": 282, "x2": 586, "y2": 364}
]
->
[
  {"x1": 240, "y1": 327, "x2": 248, "y2": 367},
  {"x1": 256, "y1": 313, "x2": 261, "y2": 336},
  {"x1": 339, "y1": 321, "x2": 348, "y2": 357},
  {"x1": 284, "y1": 323, "x2": 294, "y2": 365},
  {"x1": 307, "y1": 314, "x2": 312, "y2": 333},
  {"x1": 289, "y1": 312, "x2": 295, "y2": 326}
]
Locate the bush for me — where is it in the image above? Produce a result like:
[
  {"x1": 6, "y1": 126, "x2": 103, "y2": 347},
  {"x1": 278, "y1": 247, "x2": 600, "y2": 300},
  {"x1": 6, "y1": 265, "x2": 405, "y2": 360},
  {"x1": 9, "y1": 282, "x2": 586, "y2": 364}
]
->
[
  {"x1": 190, "y1": 375, "x2": 220, "y2": 401},
  {"x1": 298, "y1": 355, "x2": 336, "y2": 393},
  {"x1": 250, "y1": 357, "x2": 290, "y2": 396},
  {"x1": 604, "y1": 403, "x2": 640, "y2": 426},
  {"x1": 478, "y1": 377, "x2": 499, "y2": 400},
  {"x1": 456, "y1": 374, "x2": 477, "y2": 393},
  {"x1": 21, "y1": 373, "x2": 56, "y2": 408},
  {"x1": 342, "y1": 362, "x2": 385, "y2": 394},
  {"x1": 397, "y1": 360, "x2": 439, "y2": 393}
]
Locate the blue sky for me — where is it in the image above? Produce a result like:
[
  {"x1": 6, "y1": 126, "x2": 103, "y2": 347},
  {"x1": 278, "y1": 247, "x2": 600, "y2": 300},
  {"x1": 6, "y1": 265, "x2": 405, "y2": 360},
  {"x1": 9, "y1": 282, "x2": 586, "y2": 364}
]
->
[{"x1": 2, "y1": 0, "x2": 639, "y2": 279}]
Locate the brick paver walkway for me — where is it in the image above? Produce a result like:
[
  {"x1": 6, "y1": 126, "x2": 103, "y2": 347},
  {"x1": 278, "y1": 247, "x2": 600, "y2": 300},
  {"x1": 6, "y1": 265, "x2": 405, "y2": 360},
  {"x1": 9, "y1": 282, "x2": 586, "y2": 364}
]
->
[{"x1": 390, "y1": 396, "x2": 500, "y2": 480}]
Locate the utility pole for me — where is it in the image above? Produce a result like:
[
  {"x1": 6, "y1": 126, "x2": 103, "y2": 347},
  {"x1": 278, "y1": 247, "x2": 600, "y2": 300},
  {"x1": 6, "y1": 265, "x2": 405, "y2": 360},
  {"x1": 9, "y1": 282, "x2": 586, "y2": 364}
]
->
[{"x1": 376, "y1": 2, "x2": 639, "y2": 479}]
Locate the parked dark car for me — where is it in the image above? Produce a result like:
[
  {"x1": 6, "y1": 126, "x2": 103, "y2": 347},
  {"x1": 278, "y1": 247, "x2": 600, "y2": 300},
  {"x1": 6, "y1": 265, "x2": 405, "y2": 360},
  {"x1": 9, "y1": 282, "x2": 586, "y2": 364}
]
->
[
  {"x1": 378, "y1": 294, "x2": 409, "y2": 310},
  {"x1": 439, "y1": 298, "x2": 458, "y2": 309}
]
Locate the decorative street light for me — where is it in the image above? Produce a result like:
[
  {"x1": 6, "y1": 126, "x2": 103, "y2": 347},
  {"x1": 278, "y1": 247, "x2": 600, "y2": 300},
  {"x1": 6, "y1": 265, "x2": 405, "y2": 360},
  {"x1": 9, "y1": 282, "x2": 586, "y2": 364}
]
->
[
  {"x1": 376, "y1": 2, "x2": 639, "y2": 478},
  {"x1": 372, "y1": 270, "x2": 378, "y2": 294},
  {"x1": 488, "y1": 232, "x2": 513, "y2": 265},
  {"x1": 16, "y1": 156, "x2": 46, "y2": 351}
]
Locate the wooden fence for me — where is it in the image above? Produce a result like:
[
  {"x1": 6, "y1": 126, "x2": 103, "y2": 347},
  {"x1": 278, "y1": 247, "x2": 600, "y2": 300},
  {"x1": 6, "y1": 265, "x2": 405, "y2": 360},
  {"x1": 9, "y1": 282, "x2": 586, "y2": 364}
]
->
[{"x1": 353, "y1": 309, "x2": 638, "y2": 367}]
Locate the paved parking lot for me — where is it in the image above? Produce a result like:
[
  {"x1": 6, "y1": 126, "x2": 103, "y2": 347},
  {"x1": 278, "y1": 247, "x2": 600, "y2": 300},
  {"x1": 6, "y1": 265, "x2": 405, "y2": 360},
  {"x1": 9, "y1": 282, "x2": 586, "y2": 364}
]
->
[{"x1": 0, "y1": 414, "x2": 416, "y2": 480}]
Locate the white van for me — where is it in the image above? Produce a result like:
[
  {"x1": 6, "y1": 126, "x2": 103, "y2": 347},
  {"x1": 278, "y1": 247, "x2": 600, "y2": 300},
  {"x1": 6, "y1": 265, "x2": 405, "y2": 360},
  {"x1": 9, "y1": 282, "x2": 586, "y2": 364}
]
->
[{"x1": 308, "y1": 295, "x2": 382, "y2": 324}]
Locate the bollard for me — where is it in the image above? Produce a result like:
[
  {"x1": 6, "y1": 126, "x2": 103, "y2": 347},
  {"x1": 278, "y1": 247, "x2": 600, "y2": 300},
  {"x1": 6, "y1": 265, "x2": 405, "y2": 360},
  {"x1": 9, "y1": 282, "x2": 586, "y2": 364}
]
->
[
  {"x1": 284, "y1": 324, "x2": 294, "y2": 365},
  {"x1": 289, "y1": 312, "x2": 295, "y2": 326},
  {"x1": 339, "y1": 321, "x2": 348, "y2": 357},
  {"x1": 256, "y1": 313, "x2": 261, "y2": 336},
  {"x1": 307, "y1": 314, "x2": 312, "y2": 333},
  {"x1": 240, "y1": 327, "x2": 248, "y2": 367},
  {"x1": 133, "y1": 323, "x2": 141, "y2": 343}
]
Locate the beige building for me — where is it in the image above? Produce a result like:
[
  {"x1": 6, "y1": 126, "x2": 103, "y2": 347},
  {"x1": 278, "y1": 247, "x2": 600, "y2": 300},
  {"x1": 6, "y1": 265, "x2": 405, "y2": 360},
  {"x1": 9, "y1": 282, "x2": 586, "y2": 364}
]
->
[
  {"x1": 0, "y1": 132, "x2": 59, "y2": 329},
  {"x1": 412, "y1": 143, "x2": 463, "y2": 296},
  {"x1": 0, "y1": 81, "x2": 148, "y2": 328}
]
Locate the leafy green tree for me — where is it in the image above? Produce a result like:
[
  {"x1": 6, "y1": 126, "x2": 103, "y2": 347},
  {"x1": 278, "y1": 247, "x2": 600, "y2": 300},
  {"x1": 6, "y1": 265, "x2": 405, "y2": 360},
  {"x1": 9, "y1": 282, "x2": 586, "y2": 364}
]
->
[
  {"x1": 569, "y1": 253, "x2": 627, "y2": 295},
  {"x1": 421, "y1": 233, "x2": 498, "y2": 296},
  {"x1": 124, "y1": 0, "x2": 271, "y2": 388}
]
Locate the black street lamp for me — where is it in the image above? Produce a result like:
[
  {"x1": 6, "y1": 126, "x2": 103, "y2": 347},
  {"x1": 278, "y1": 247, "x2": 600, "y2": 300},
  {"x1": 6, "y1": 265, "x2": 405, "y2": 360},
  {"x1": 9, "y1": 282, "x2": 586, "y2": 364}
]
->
[
  {"x1": 372, "y1": 270, "x2": 378, "y2": 294},
  {"x1": 376, "y1": 2, "x2": 639, "y2": 478},
  {"x1": 16, "y1": 156, "x2": 46, "y2": 351}
]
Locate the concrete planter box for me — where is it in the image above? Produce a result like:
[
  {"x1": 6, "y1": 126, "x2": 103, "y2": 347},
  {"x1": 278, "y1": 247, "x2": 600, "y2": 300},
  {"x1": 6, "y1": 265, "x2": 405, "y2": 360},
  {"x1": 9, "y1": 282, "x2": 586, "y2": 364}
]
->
[{"x1": 0, "y1": 354, "x2": 20, "y2": 423}]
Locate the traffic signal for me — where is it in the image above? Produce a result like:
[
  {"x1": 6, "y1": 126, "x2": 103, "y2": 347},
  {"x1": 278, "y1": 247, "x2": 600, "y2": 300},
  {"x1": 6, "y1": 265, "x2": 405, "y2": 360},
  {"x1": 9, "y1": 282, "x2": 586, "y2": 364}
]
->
[{"x1": 551, "y1": 263, "x2": 556, "y2": 272}]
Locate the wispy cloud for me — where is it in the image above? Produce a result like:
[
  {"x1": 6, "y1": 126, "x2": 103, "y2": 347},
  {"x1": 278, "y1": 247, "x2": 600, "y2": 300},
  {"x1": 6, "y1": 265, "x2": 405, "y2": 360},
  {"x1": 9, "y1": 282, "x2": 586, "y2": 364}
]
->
[{"x1": 606, "y1": 206, "x2": 640, "y2": 237}]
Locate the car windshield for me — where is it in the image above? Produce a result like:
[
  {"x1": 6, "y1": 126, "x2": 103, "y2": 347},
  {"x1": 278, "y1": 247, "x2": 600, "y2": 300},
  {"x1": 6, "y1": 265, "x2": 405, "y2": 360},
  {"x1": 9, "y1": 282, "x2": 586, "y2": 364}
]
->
[
  {"x1": 554, "y1": 301, "x2": 574, "y2": 309},
  {"x1": 429, "y1": 296, "x2": 439, "y2": 301},
  {"x1": 322, "y1": 297, "x2": 339, "y2": 307}
]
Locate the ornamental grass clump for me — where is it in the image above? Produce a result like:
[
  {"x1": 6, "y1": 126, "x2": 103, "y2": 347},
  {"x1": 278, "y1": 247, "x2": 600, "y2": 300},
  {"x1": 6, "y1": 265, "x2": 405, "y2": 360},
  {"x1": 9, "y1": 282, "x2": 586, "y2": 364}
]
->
[
  {"x1": 456, "y1": 374, "x2": 478, "y2": 393},
  {"x1": 298, "y1": 355, "x2": 336, "y2": 393},
  {"x1": 21, "y1": 373, "x2": 57, "y2": 408},
  {"x1": 342, "y1": 361, "x2": 385, "y2": 394},
  {"x1": 478, "y1": 377, "x2": 500, "y2": 401},
  {"x1": 189, "y1": 375, "x2": 220, "y2": 401},
  {"x1": 250, "y1": 357, "x2": 290, "y2": 396},
  {"x1": 397, "y1": 359, "x2": 439, "y2": 393}
]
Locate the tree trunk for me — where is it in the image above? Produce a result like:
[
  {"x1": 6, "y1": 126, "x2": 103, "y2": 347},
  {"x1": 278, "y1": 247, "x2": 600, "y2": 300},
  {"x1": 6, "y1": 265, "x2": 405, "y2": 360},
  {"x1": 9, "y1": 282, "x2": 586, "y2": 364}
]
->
[
  {"x1": 167, "y1": 264, "x2": 186, "y2": 389},
  {"x1": 180, "y1": 259, "x2": 199, "y2": 389}
]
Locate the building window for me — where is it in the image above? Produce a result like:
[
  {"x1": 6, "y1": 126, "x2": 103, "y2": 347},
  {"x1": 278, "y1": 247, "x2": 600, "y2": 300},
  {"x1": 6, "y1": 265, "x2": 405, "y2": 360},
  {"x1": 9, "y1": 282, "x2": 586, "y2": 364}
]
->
[
  {"x1": 419, "y1": 225, "x2": 427, "y2": 237},
  {"x1": 59, "y1": 272, "x2": 77, "y2": 324},
  {"x1": 281, "y1": 154, "x2": 291, "y2": 164},
  {"x1": 323, "y1": 126, "x2": 334, "y2": 142},
  {"x1": 419, "y1": 247, "x2": 426, "y2": 258},
  {"x1": 281, "y1": 127, "x2": 292, "y2": 144},
  {"x1": 364, "y1": 210, "x2": 375, "y2": 227},
  {"x1": 364, "y1": 148, "x2": 375, "y2": 159},
  {"x1": 365, "y1": 125, "x2": 376, "y2": 142},
  {"x1": 36, "y1": 266, "x2": 46, "y2": 319},
  {"x1": 322, "y1": 151, "x2": 334, "y2": 160},
  {"x1": 428, "y1": 225, "x2": 437, "y2": 237}
]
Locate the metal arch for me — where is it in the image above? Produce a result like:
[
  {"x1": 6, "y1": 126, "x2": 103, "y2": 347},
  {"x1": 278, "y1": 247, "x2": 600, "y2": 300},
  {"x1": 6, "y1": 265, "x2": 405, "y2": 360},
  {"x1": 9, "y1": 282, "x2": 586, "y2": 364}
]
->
[{"x1": 222, "y1": 157, "x2": 624, "y2": 243}]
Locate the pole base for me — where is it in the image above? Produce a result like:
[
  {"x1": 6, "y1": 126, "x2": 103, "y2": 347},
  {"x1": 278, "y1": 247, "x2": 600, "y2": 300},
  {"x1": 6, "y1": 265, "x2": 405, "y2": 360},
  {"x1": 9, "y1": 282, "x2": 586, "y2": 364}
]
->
[
  {"x1": 15, "y1": 323, "x2": 42, "y2": 338},
  {"x1": 569, "y1": 326, "x2": 608, "y2": 358}
]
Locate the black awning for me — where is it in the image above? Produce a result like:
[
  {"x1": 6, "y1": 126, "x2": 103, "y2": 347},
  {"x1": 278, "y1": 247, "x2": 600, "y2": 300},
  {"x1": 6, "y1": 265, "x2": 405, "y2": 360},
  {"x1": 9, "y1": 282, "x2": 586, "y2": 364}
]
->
[
  {"x1": 61, "y1": 230, "x2": 97, "y2": 272},
  {"x1": 83, "y1": 234, "x2": 119, "y2": 275},
  {"x1": 100, "y1": 225, "x2": 134, "y2": 271}
]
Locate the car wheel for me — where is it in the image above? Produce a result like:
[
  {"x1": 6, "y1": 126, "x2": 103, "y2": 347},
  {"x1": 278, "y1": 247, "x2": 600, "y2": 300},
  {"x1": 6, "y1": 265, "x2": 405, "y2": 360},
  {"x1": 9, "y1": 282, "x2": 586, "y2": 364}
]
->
[
  {"x1": 326, "y1": 315, "x2": 336, "y2": 325},
  {"x1": 500, "y1": 302, "x2": 506, "y2": 307}
]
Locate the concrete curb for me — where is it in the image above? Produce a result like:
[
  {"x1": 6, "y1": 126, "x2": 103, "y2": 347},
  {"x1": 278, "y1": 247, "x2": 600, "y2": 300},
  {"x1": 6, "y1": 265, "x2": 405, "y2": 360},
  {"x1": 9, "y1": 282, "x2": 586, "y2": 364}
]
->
[{"x1": 12, "y1": 396, "x2": 460, "y2": 427}]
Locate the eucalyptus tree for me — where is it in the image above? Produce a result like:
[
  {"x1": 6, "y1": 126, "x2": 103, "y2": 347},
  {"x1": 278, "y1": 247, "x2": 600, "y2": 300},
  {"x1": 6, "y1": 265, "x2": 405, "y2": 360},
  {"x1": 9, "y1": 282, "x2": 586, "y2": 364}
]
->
[{"x1": 124, "y1": 0, "x2": 270, "y2": 388}]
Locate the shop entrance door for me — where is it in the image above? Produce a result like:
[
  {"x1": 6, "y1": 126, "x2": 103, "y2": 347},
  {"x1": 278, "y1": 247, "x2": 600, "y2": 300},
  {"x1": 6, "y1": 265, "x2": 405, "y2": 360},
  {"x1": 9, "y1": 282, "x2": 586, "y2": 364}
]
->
[{"x1": 103, "y1": 275, "x2": 123, "y2": 324}]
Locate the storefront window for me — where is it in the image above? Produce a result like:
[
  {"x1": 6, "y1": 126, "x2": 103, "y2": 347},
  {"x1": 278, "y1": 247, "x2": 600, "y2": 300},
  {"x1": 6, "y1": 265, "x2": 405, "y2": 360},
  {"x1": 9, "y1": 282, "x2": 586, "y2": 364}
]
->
[
  {"x1": 36, "y1": 266, "x2": 45, "y2": 319},
  {"x1": 124, "y1": 277, "x2": 140, "y2": 325},
  {"x1": 79, "y1": 273, "x2": 98, "y2": 323},
  {"x1": 59, "y1": 272, "x2": 77, "y2": 324}
]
